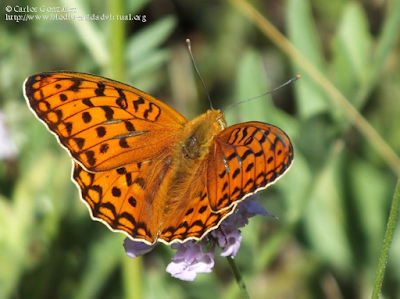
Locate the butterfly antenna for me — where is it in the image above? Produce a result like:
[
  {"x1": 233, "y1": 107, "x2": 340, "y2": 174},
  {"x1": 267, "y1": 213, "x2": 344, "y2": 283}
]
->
[
  {"x1": 221, "y1": 75, "x2": 301, "y2": 112},
  {"x1": 186, "y1": 39, "x2": 214, "y2": 110}
]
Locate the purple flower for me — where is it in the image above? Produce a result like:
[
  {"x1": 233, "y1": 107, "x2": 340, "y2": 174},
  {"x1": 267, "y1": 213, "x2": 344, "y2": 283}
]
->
[
  {"x1": 212, "y1": 223, "x2": 242, "y2": 257},
  {"x1": 211, "y1": 196, "x2": 270, "y2": 258},
  {"x1": 166, "y1": 240, "x2": 215, "y2": 281},
  {"x1": 123, "y1": 239, "x2": 156, "y2": 258},
  {"x1": 123, "y1": 196, "x2": 272, "y2": 281}
]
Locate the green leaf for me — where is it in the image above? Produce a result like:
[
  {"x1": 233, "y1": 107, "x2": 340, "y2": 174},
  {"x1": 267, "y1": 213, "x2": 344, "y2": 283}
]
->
[
  {"x1": 349, "y1": 158, "x2": 390, "y2": 268},
  {"x1": 125, "y1": 16, "x2": 177, "y2": 64},
  {"x1": 226, "y1": 48, "x2": 274, "y2": 125},
  {"x1": 303, "y1": 149, "x2": 353, "y2": 273},
  {"x1": 73, "y1": 234, "x2": 125, "y2": 299},
  {"x1": 127, "y1": 49, "x2": 170, "y2": 84},
  {"x1": 127, "y1": 0, "x2": 150, "y2": 14},
  {"x1": 330, "y1": 2, "x2": 372, "y2": 104},
  {"x1": 287, "y1": 0, "x2": 329, "y2": 118}
]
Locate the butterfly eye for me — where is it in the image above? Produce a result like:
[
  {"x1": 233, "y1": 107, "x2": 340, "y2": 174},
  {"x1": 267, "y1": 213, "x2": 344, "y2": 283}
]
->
[
  {"x1": 187, "y1": 135, "x2": 197, "y2": 147},
  {"x1": 182, "y1": 136, "x2": 198, "y2": 159}
]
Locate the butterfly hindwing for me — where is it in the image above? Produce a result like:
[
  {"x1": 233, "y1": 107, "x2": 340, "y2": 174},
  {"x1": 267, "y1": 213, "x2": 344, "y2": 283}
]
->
[
  {"x1": 208, "y1": 122, "x2": 294, "y2": 212},
  {"x1": 159, "y1": 181, "x2": 236, "y2": 244},
  {"x1": 72, "y1": 155, "x2": 175, "y2": 244},
  {"x1": 24, "y1": 72, "x2": 188, "y2": 171},
  {"x1": 73, "y1": 151, "x2": 235, "y2": 245}
]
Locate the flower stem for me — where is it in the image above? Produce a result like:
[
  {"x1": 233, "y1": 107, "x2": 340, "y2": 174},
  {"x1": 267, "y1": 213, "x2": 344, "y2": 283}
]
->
[
  {"x1": 226, "y1": 257, "x2": 251, "y2": 299},
  {"x1": 372, "y1": 178, "x2": 400, "y2": 298}
]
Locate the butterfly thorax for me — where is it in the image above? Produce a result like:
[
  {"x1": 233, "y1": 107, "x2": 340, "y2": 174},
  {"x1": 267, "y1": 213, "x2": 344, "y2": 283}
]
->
[
  {"x1": 179, "y1": 109, "x2": 226, "y2": 161},
  {"x1": 154, "y1": 110, "x2": 226, "y2": 227}
]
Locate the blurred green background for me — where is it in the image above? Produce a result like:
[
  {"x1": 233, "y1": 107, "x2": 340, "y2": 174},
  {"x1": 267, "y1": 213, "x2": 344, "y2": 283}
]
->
[{"x1": 1, "y1": 0, "x2": 400, "y2": 298}]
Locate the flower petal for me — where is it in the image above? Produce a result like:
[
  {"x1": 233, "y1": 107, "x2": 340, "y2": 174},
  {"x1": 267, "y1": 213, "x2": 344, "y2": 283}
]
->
[
  {"x1": 123, "y1": 238, "x2": 156, "y2": 258},
  {"x1": 166, "y1": 240, "x2": 215, "y2": 281}
]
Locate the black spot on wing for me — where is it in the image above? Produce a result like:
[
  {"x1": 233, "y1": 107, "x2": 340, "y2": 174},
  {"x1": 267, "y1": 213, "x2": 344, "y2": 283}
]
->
[
  {"x1": 96, "y1": 126, "x2": 106, "y2": 138},
  {"x1": 112, "y1": 187, "x2": 121, "y2": 197},
  {"x1": 85, "y1": 150, "x2": 96, "y2": 166},
  {"x1": 65, "y1": 122, "x2": 73, "y2": 135},
  {"x1": 133, "y1": 97, "x2": 145, "y2": 113},
  {"x1": 124, "y1": 121, "x2": 135, "y2": 132},
  {"x1": 232, "y1": 168, "x2": 240, "y2": 179},
  {"x1": 126, "y1": 173, "x2": 133, "y2": 186},
  {"x1": 254, "y1": 150, "x2": 264, "y2": 157},
  {"x1": 116, "y1": 167, "x2": 127, "y2": 174},
  {"x1": 82, "y1": 98, "x2": 94, "y2": 107},
  {"x1": 82, "y1": 111, "x2": 92, "y2": 123},
  {"x1": 119, "y1": 138, "x2": 129, "y2": 148},
  {"x1": 238, "y1": 127, "x2": 249, "y2": 143},
  {"x1": 198, "y1": 206, "x2": 207, "y2": 214},
  {"x1": 229, "y1": 128, "x2": 240, "y2": 144},
  {"x1": 95, "y1": 82, "x2": 106, "y2": 96},
  {"x1": 116, "y1": 88, "x2": 128, "y2": 109},
  {"x1": 128, "y1": 196, "x2": 137, "y2": 207},
  {"x1": 246, "y1": 163, "x2": 254, "y2": 172},
  {"x1": 73, "y1": 137, "x2": 85, "y2": 150},
  {"x1": 59, "y1": 94, "x2": 68, "y2": 102},
  {"x1": 241, "y1": 149, "x2": 253, "y2": 161},
  {"x1": 100, "y1": 143, "x2": 109, "y2": 153},
  {"x1": 70, "y1": 78, "x2": 82, "y2": 92},
  {"x1": 100, "y1": 106, "x2": 114, "y2": 120}
]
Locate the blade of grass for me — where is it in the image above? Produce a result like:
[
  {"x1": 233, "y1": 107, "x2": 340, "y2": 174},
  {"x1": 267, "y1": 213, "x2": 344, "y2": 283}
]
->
[
  {"x1": 122, "y1": 253, "x2": 143, "y2": 299},
  {"x1": 228, "y1": 0, "x2": 400, "y2": 175},
  {"x1": 371, "y1": 178, "x2": 400, "y2": 298}
]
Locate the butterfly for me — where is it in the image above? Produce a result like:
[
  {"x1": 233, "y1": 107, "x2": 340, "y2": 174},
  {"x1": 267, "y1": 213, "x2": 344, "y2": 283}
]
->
[{"x1": 24, "y1": 71, "x2": 294, "y2": 245}]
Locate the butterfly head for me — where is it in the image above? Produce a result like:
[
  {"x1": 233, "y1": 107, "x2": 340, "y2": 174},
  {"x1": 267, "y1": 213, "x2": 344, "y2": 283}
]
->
[
  {"x1": 215, "y1": 111, "x2": 227, "y2": 131},
  {"x1": 199, "y1": 109, "x2": 226, "y2": 134}
]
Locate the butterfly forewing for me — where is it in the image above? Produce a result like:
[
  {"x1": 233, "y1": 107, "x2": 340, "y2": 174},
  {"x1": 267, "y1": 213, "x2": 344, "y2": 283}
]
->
[
  {"x1": 24, "y1": 72, "x2": 188, "y2": 171},
  {"x1": 208, "y1": 122, "x2": 294, "y2": 212}
]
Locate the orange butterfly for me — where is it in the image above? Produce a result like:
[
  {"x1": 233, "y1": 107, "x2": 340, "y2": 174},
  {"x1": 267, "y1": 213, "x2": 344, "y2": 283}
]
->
[{"x1": 24, "y1": 71, "x2": 293, "y2": 245}]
